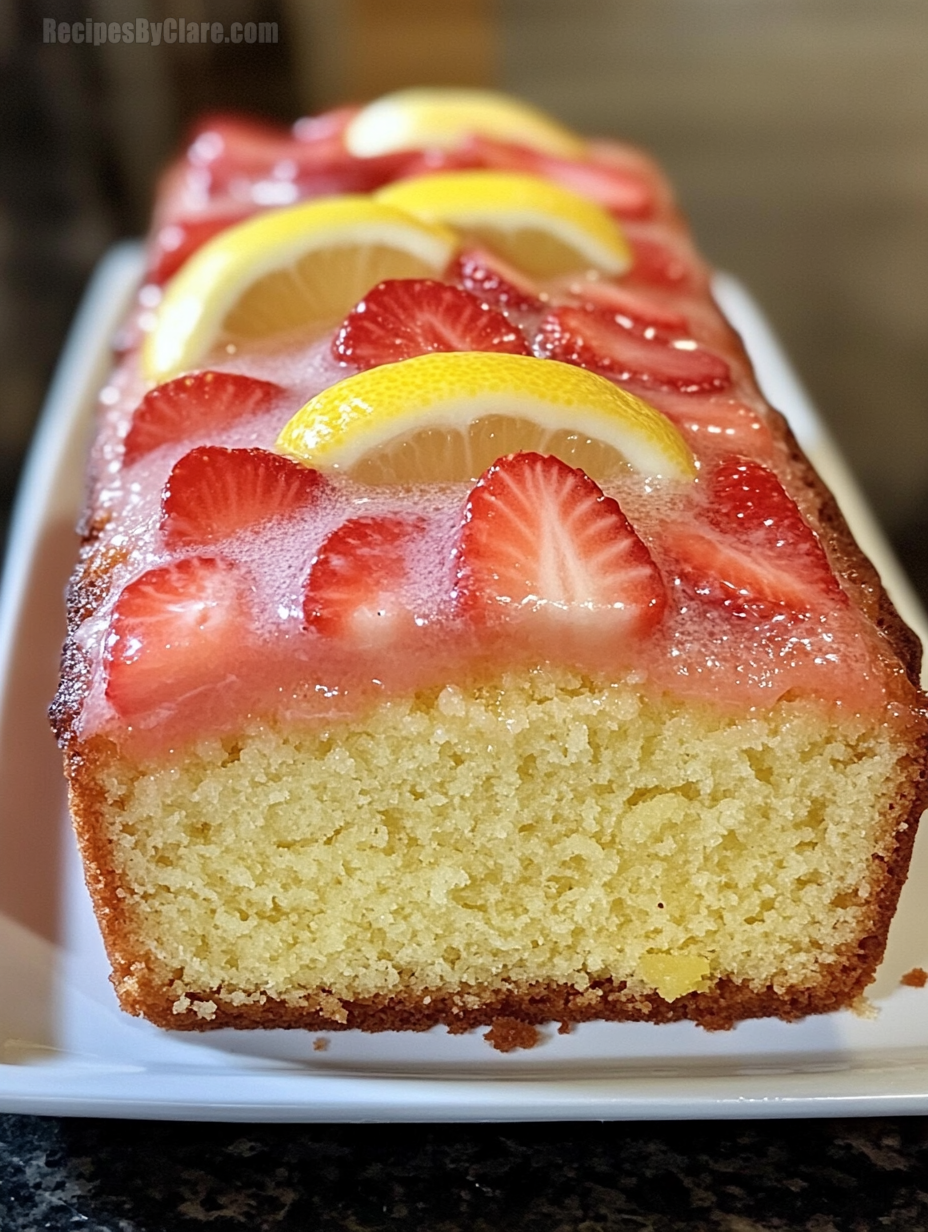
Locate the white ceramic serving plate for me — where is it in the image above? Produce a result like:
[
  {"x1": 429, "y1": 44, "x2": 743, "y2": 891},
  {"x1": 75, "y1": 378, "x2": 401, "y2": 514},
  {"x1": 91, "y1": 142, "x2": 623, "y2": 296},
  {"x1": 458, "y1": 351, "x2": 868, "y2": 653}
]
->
[{"x1": 1, "y1": 244, "x2": 927, "y2": 1122}]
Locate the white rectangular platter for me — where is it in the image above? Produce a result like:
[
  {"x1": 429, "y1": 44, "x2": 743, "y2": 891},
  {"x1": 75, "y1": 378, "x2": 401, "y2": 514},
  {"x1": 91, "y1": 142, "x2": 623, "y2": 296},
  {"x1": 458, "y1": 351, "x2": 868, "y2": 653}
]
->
[{"x1": 1, "y1": 243, "x2": 927, "y2": 1121}]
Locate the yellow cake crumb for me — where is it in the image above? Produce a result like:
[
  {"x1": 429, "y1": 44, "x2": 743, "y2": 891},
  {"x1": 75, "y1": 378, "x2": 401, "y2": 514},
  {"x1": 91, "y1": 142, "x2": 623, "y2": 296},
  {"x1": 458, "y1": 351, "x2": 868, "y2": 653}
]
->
[{"x1": 95, "y1": 668, "x2": 909, "y2": 1016}]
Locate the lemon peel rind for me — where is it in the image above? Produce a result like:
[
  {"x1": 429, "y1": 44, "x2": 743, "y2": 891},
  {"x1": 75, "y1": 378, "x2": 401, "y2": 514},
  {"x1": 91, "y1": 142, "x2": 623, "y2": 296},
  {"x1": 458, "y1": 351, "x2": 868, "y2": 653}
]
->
[
  {"x1": 142, "y1": 197, "x2": 458, "y2": 383},
  {"x1": 276, "y1": 352, "x2": 696, "y2": 481},
  {"x1": 376, "y1": 170, "x2": 631, "y2": 277},
  {"x1": 344, "y1": 88, "x2": 588, "y2": 160}
]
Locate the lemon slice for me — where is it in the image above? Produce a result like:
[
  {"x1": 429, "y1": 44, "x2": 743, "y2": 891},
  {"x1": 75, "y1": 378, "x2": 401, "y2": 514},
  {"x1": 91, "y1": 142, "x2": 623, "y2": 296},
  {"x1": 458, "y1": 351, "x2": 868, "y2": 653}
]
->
[
  {"x1": 344, "y1": 88, "x2": 587, "y2": 159},
  {"x1": 142, "y1": 197, "x2": 458, "y2": 382},
  {"x1": 276, "y1": 352, "x2": 695, "y2": 484},
  {"x1": 376, "y1": 171, "x2": 630, "y2": 279}
]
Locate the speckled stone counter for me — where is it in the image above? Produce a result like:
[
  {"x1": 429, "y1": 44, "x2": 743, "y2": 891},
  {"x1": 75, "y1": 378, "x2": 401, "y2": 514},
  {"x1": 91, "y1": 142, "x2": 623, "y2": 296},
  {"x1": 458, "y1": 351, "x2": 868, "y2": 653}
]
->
[{"x1": 2, "y1": 1116, "x2": 928, "y2": 1229}]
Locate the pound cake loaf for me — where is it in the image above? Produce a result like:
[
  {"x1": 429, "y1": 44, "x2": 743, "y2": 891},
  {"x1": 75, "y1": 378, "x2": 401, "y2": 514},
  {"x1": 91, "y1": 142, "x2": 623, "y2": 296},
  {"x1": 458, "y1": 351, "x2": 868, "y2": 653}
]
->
[{"x1": 51, "y1": 90, "x2": 928, "y2": 1039}]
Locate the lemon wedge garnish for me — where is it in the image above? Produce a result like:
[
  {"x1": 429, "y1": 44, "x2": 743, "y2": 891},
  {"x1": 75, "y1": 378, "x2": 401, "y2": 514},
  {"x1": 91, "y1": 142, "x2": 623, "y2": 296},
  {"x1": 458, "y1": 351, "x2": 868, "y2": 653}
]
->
[
  {"x1": 142, "y1": 197, "x2": 458, "y2": 382},
  {"x1": 376, "y1": 171, "x2": 630, "y2": 279},
  {"x1": 276, "y1": 352, "x2": 696, "y2": 484},
  {"x1": 344, "y1": 88, "x2": 587, "y2": 159}
]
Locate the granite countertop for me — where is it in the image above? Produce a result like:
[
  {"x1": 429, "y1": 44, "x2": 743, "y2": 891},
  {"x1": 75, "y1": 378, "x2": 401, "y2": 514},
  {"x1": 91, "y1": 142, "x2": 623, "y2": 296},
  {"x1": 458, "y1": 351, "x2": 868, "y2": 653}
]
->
[{"x1": 2, "y1": 1115, "x2": 928, "y2": 1229}]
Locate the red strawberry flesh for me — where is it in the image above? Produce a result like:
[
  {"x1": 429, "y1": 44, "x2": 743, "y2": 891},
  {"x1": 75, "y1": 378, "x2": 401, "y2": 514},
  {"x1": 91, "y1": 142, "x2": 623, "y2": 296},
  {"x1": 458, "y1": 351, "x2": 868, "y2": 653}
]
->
[
  {"x1": 446, "y1": 137, "x2": 656, "y2": 218},
  {"x1": 535, "y1": 305, "x2": 731, "y2": 395},
  {"x1": 626, "y1": 234, "x2": 695, "y2": 288},
  {"x1": 161, "y1": 447, "x2": 326, "y2": 546},
  {"x1": 662, "y1": 456, "x2": 846, "y2": 616},
  {"x1": 332, "y1": 278, "x2": 530, "y2": 370},
  {"x1": 304, "y1": 514, "x2": 428, "y2": 643},
  {"x1": 105, "y1": 555, "x2": 254, "y2": 720},
  {"x1": 455, "y1": 451, "x2": 666, "y2": 638},
  {"x1": 123, "y1": 371, "x2": 283, "y2": 464},
  {"x1": 450, "y1": 248, "x2": 545, "y2": 314},
  {"x1": 655, "y1": 394, "x2": 775, "y2": 459},
  {"x1": 185, "y1": 110, "x2": 415, "y2": 200},
  {"x1": 147, "y1": 211, "x2": 257, "y2": 285},
  {"x1": 557, "y1": 278, "x2": 689, "y2": 334}
]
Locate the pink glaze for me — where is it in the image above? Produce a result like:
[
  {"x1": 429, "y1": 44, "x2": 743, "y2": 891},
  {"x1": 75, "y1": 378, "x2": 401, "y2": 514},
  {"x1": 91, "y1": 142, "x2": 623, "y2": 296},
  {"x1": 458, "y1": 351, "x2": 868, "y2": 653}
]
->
[{"x1": 70, "y1": 120, "x2": 920, "y2": 757}]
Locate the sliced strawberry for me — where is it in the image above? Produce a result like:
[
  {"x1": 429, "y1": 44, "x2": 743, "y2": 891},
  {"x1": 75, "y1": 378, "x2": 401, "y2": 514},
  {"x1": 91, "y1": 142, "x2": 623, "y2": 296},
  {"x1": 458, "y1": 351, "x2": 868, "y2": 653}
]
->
[
  {"x1": 450, "y1": 248, "x2": 545, "y2": 315},
  {"x1": 186, "y1": 113, "x2": 295, "y2": 175},
  {"x1": 446, "y1": 137, "x2": 656, "y2": 218},
  {"x1": 454, "y1": 452, "x2": 665, "y2": 638},
  {"x1": 556, "y1": 278, "x2": 689, "y2": 334},
  {"x1": 664, "y1": 526, "x2": 819, "y2": 613},
  {"x1": 105, "y1": 555, "x2": 254, "y2": 719},
  {"x1": 626, "y1": 234, "x2": 695, "y2": 288},
  {"x1": 442, "y1": 136, "x2": 544, "y2": 176},
  {"x1": 123, "y1": 371, "x2": 283, "y2": 464},
  {"x1": 332, "y1": 279, "x2": 530, "y2": 370},
  {"x1": 534, "y1": 154, "x2": 655, "y2": 219},
  {"x1": 534, "y1": 305, "x2": 731, "y2": 395},
  {"x1": 187, "y1": 113, "x2": 328, "y2": 184},
  {"x1": 292, "y1": 105, "x2": 359, "y2": 145},
  {"x1": 390, "y1": 144, "x2": 490, "y2": 180},
  {"x1": 147, "y1": 211, "x2": 257, "y2": 284},
  {"x1": 186, "y1": 111, "x2": 412, "y2": 198},
  {"x1": 669, "y1": 400, "x2": 774, "y2": 459},
  {"x1": 281, "y1": 141, "x2": 419, "y2": 197},
  {"x1": 662, "y1": 456, "x2": 846, "y2": 616},
  {"x1": 161, "y1": 447, "x2": 326, "y2": 546},
  {"x1": 304, "y1": 515, "x2": 428, "y2": 643}
]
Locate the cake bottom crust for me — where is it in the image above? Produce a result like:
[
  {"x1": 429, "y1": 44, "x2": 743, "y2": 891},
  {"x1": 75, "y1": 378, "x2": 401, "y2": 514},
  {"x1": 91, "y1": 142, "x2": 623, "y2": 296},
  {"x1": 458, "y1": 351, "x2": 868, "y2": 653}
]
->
[{"x1": 127, "y1": 959, "x2": 881, "y2": 1042}]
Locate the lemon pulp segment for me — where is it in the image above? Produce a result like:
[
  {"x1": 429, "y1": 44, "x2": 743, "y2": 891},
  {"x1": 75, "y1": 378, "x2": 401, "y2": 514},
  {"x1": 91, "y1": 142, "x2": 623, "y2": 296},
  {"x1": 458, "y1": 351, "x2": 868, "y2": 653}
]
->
[
  {"x1": 142, "y1": 197, "x2": 458, "y2": 382},
  {"x1": 276, "y1": 352, "x2": 696, "y2": 484},
  {"x1": 376, "y1": 171, "x2": 630, "y2": 279},
  {"x1": 344, "y1": 88, "x2": 587, "y2": 159}
]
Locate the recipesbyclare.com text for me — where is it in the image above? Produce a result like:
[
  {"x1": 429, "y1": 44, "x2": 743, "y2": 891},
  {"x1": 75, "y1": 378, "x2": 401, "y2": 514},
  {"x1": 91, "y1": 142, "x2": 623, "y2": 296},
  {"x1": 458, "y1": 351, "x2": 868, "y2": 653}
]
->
[{"x1": 42, "y1": 17, "x2": 278, "y2": 45}]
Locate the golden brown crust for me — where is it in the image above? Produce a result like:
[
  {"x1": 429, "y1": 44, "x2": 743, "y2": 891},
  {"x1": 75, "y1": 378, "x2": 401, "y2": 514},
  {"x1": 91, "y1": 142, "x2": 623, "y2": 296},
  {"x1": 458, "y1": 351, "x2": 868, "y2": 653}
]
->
[
  {"x1": 61, "y1": 736, "x2": 136, "y2": 973},
  {"x1": 114, "y1": 956, "x2": 885, "y2": 1037}
]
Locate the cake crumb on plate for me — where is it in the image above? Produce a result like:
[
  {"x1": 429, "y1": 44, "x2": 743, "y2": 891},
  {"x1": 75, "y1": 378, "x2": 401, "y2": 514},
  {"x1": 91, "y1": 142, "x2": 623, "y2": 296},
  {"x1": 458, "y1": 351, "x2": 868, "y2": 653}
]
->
[{"x1": 483, "y1": 1018, "x2": 540, "y2": 1052}]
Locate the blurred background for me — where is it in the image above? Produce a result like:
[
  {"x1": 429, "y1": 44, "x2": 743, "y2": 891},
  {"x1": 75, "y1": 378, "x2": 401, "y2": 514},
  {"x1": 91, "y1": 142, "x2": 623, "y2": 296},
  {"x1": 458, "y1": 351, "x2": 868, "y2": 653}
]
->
[{"x1": 1, "y1": 0, "x2": 926, "y2": 596}]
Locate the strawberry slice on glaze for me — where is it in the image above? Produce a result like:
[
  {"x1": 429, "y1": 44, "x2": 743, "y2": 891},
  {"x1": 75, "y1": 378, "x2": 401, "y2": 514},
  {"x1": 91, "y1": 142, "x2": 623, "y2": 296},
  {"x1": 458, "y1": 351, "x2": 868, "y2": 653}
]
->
[
  {"x1": 105, "y1": 555, "x2": 255, "y2": 719},
  {"x1": 534, "y1": 305, "x2": 731, "y2": 395},
  {"x1": 161, "y1": 447, "x2": 326, "y2": 546},
  {"x1": 625, "y1": 233, "x2": 695, "y2": 289},
  {"x1": 303, "y1": 514, "x2": 428, "y2": 643},
  {"x1": 147, "y1": 211, "x2": 256, "y2": 284},
  {"x1": 655, "y1": 394, "x2": 775, "y2": 459},
  {"x1": 533, "y1": 153, "x2": 655, "y2": 219},
  {"x1": 332, "y1": 278, "x2": 530, "y2": 369},
  {"x1": 450, "y1": 248, "x2": 545, "y2": 315},
  {"x1": 446, "y1": 137, "x2": 656, "y2": 218},
  {"x1": 454, "y1": 451, "x2": 665, "y2": 637},
  {"x1": 186, "y1": 110, "x2": 412, "y2": 199},
  {"x1": 557, "y1": 278, "x2": 689, "y2": 334},
  {"x1": 186, "y1": 113, "x2": 297, "y2": 175},
  {"x1": 123, "y1": 371, "x2": 283, "y2": 464},
  {"x1": 662, "y1": 455, "x2": 847, "y2": 616}
]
